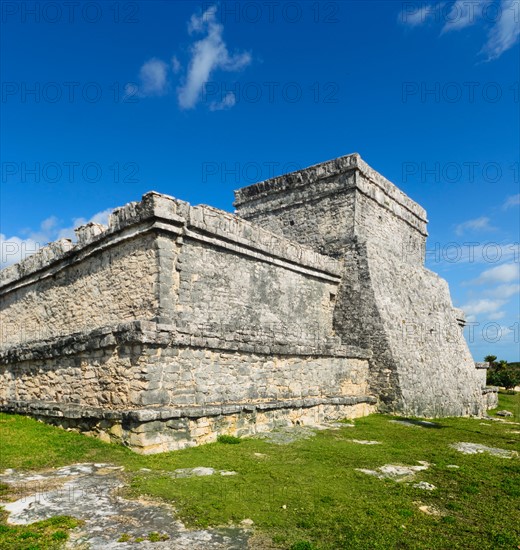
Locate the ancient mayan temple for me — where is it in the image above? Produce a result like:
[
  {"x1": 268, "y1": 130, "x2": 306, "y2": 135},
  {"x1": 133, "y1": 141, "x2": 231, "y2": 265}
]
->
[{"x1": 0, "y1": 154, "x2": 496, "y2": 453}]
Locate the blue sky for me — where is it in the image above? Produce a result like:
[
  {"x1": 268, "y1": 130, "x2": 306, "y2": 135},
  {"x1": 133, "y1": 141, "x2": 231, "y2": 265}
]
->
[{"x1": 1, "y1": 0, "x2": 519, "y2": 360}]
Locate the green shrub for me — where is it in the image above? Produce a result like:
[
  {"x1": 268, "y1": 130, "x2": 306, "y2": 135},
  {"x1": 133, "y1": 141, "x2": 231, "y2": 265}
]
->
[{"x1": 217, "y1": 434, "x2": 241, "y2": 444}]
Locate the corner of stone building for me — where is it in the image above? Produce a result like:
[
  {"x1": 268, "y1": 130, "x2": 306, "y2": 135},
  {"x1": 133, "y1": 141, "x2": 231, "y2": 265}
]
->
[{"x1": 332, "y1": 236, "x2": 404, "y2": 415}]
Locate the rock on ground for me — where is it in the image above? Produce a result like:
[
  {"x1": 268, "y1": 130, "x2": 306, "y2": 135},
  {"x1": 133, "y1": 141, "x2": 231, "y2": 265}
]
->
[
  {"x1": 0, "y1": 463, "x2": 249, "y2": 549},
  {"x1": 450, "y1": 442, "x2": 518, "y2": 458}
]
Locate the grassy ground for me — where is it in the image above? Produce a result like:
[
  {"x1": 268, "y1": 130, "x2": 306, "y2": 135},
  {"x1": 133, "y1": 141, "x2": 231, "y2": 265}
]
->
[{"x1": 0, "y1": 392, "x2": 519, "y2": 549}]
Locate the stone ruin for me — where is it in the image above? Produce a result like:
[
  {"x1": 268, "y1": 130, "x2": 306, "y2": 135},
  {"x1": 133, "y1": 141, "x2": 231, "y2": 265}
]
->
[{"x1": 0, "y1": 154, "x2": 497, "y2": 453}]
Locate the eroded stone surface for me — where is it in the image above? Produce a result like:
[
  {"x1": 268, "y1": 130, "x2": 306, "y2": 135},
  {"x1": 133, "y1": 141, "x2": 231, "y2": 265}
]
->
[
  {"x1": 450, "y1": 442, "x2": 518, "y2": 458},
  {"x1": 356, "y1": 461, "x2": 430, "y2": 481},
  {"x1": 0, "y1": 464, "x2": 249, "y2": 549},
  {"x1": 251, "y1": 425, "x2": 318, "y2": 445},
  {"x1": 414, "y1": 502, "x2": 442, "y2": 516}
]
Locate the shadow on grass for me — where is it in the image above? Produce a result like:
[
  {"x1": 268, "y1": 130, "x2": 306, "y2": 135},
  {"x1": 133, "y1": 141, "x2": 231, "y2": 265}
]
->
[{"x1": 393, "y1": 418, "x2": 445, "y2": 429}]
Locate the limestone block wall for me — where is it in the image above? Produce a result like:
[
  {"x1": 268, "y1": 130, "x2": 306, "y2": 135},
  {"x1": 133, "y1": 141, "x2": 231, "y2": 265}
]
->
[
  {"x1": 234, "y1": 153, "x2": 428, "y2": 265},
  {"x1": 235, "y1": 153, "x2": 484, "y2": 417},
  {"x1": 0, "y1": 233, "x2": 159, "y2": 347},
  {"x1": 0, "y1": 325, "x2": 369, "y2": 410},
  {"x1": 234, "y1": 172, "x2": 356, "y2": 258},
  {"x1": 352, "y1": 176, "x2": 427, "y2": 265},
  {"x1": 175, "y1": 238, "x2": 338, "y2": 346},
  {"x1": 1, "y1": 191, "x2": 372, "y2": 420},
  {"x1": 364, "y1": 244, "x2": 482, "y2": 416}
]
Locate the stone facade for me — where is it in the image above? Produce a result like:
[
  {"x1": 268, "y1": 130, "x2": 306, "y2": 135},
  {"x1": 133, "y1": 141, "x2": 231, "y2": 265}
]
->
[
  {"x1": 234, "y1": 154, "x2": 493, "y2": 418},
  {"x1": 0, "y1": 154, "x2": 494, "y2": 453}
]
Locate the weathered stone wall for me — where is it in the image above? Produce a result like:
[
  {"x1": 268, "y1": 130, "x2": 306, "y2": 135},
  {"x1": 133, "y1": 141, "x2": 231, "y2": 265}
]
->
[
  {"x1": 234, "y1": 154, "x2": 428, "y2": 265},
  {"x1": 0, "y1": 234, "x2": 159, "y2": 347},
  {"x1": 175, "y1": 239, "x2": 338, "y2": 346},
  {"x1": 1, "y1": 152, "x2": 490, "y2": 452},
  {"x1": 0, "y1": 323, "x2": 370, "y2": 410},
  {"x1": 0, "y1": 190, "x2": 374, "y2": 451},
  {"x1": 1, "y1": 192, "x2": 343, "y2": 352},
  {"x1": 235, "y1": 153, "x2": 484, "y2": 417},
  {"x1": 233, "y1": 173, "x2": 356, "y2": 258},
  {"x1": 364, "y1": 244, "x2": 482, "y2": 416},
  {"x1": 353, "y1": 177, "x2": 427, "y2": 266}
]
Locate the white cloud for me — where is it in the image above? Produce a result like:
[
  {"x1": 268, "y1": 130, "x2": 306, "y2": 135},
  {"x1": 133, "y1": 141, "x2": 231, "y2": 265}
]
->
[
  {"x1": 177, "y1": 5, "x2": 251, "y2": 109},
  {"x1": 0, "y1": 233, "x2": 41, "y2": 269},
  {"x1": 209, "y1": 91, "x2": 236, "y2": 111},
  {"x1": 400, "y1": 0, "x2": 519, "y2": 60},
  {"x1": 137, "y1": 58, "x2": 169, "y2": 97},
  {"x1": 503, "y1": 193, "x2": 520, "y2": 209},
  {"x1": 455, "y1": 216, "x2": 496, "y2": 236},
  {"x1": 481, "y1": 0, "x2": 520, "y2": 60},
  {"x1": 484, "y1": 282, "x2": 520, "y2": 299},
  {"x1": 460, "y1": 297, "x2": 506, "y2": 316},
  {"x1": 442, "y1": 0, "x2": 483, "y2": 33},
  {"x1": 473, "y1": 262, "x2": 520, "y2": 285},
  {"x1": 0, "y1": 208, "x2": 113, "y2": 269},
  {"x1": 130, "y1": 5, "x2": 250, "y2": 111},
  {"x1": 487, "y1": 310, "x2": 506, "y2": 320}
]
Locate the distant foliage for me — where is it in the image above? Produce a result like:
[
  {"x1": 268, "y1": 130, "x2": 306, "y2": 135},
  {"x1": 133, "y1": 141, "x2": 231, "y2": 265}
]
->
[{"x1": 485, "y1": 356, "x2": 520, "y2": 391}]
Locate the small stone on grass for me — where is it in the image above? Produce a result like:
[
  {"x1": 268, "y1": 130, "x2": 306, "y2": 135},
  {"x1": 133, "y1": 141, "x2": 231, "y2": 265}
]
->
[
  {"x1": 413, "y1": 481, "x2": 436, "y2": 491},
  {"x1": 356, "y1": 461, "x2": 430, "y2": 481}
]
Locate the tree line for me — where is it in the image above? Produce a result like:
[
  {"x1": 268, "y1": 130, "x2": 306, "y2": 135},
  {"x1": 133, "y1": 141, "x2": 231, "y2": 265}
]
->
[{"x1": 484, "y1": 355, "x2": 520, "y2": 391}]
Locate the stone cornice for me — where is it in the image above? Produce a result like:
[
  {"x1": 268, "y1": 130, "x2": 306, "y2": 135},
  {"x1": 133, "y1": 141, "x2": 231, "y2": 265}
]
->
[{"x1": 0, "y1": 192, "x2": 342, "y2": 293}]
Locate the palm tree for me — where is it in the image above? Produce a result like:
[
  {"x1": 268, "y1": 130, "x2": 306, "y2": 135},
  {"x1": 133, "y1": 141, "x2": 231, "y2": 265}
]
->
[{"x1": 484, "y1": 355, "x2": 497, "y2": 366}]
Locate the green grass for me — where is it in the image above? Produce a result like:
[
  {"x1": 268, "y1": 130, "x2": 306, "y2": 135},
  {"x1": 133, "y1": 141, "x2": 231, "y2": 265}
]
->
[
  {"x1": 0, "y1": 510, "x2": 82, "y2": 550},
  {"x1": 0, "y1": 392, "x2": 519, "y2": 549}
]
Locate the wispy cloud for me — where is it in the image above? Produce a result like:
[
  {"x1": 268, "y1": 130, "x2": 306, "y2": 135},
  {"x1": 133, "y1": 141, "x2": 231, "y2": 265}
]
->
[
  {"x1": 483, "y1": 282, "x2": 520, "y2": 299},
  {"x1": 472, "y1": 262, "x2": 520, "y2": 285},
  {"x1": 171, "y1": 56, "x2": 182, "y2": 74},
  {"x1": 177, "y1": 5, "x2": 251, "y2": 109},
  {"x1": 481, "y1": 0, "x2": 520, "y2": 60},
  {"x1": 209, "y1": 91, "x2": 237, "y2": 111},
  {"x1": 132, "y1": 5, "x2": 251, "y2": 111},
  {"x1": 455, "y1": 216, "x2": 497, "y2": 236},
  {"x1": 459, "y1": 263, "x2": 520, "y2": 322},
  {"x1": 441, "y1": 0, "x2": 483, "y2": 33},
  {"x1": 398, "y1": 3, "x2": 438, "y2": 27},
  {"x1": 503, "y1": 193, "x2": 520, "y2": 209},
  {"x1": 0, "y1": 209, "x2": 113, "y2": 269},
  {"x1": 399, "y1": 0, "x2": 520, "y2": 60}
]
